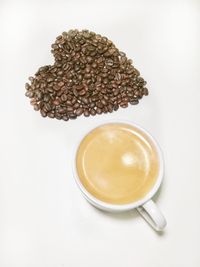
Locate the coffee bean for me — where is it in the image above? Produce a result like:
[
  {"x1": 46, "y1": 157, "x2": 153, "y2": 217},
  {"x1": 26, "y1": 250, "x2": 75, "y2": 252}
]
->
[
  {"x1": 35, "y1": 90, "x2": 43, "y2": 100},
  {"x1": 96, "y1": 108, "x2": 102, "y2": 114},
  {"x1": 61, "y1": 94, "x2": 68, "y2": 102},
  {"x1": 103, "y1": 95, "x2": 109, "y2": 101},
  {"x1": 143, "y1": 88, "x2": 148, "y2": 96},
  {"x1": 92, "y1": 62, "x2": 97, "y2": 68},
  {"x1": 113, "y1": 88, "x2": 119, "y2": 96},
  {"x1": 90, "y1": 102, "x2": 96, "y2": 108},
  {"x1": 87, "y1": 45, "x2": 95, "y2": 51},
  {"x1": 40, "y1": 110, "x2": 47, "y2": 117},
  {"x1": 43, "y1": 94, "x2": 50, "y2": 102},
  {"x1": 25, "y1": 91, "x2": 34, "y2": 98},
  {"x1": 108, "y1": 104, "x2": 113, "y2": 113},
  {"x1": 74, "y1": 103, "x2": 80, "y2": 109},
  {"x1": 71, "y1": 98, "x2": 77, "y2": 104},
  {"x1": 130, "y1": 100, "x2": 139, "y2": 105},
  {"x1": 67, "y1": 106, "x2": 73, "y2": 112},
  {"x1": 79, "y1": 89, "x2": 86, "y2": 96},
  {"x1": 84, "y1": 110, "x2": 90, "y2": 117},
  {"x1": 53, "y1": 99, "x2": 60, "y2": 106},
  {"x1": 120, "y1": 102, "x2": 128, "y2": 108},
  {"x1": 65, "y1": 100, "x2": 71, "y2": 106},
  {"x1": 28, "y1": 77, "x2": 34, "y2": 82},
  {"x1": 101, "y1": 99, "x2": 107, "y2": 106},
  {"x1": 63, "y1": 115, "x2": 69, "y2": 121},
  {"x1": 47, "y1": 112, "x2": 55, "y2": 118},
  {"x1": 44, "y1": 103, "x2": 52, "y2": 111},
  {"x1": 77, "y1": 75, "x2": 83, "y2": 81},
  {"x1": 33, "y1": 104, "x2": 39, "y2": 111},
  {"x1": 55, "y1": 113, "x2": 62, "y2": 120},
  {"x1": 106, "y1": 59, "x2": 113, "y2": 66},
  {"x1": 47, "y1": 77, "x2": 54, "y2": 83},
  {"x1": 25, "y1": 83, "x2": 30, "y2": 90},
  {"x1": 53, "y1": 84, "x2": 60, "y2": 91},
  {"x1": 82, "y1": 97, "x2": 89, "y2": 104},
  {"x1": 73, "y1": 88, "x2": 78, "y2": 97},
  {"x1": 58, "y1": 107, "x2": 67, "y2": 114},
  {"x1": 75, "y1": 108, "x2": 83, "y2": 116},
  {"x1": 69, "y1": 113, "x2": 77, "y2": 119},
  {"x1": 92, "y1": 96, "x2": 98, "y2": 102},
  {"x1": 90, "y1": 109, "x2": 96, "y2": 116},
  {"x1": 85, "y1": 73, "x2": 91, "y2": 79},
  {"x1": 86, "y1": 56, "x2": 93, "y2": 63},
  {"x1": 113, "y1": 104, "x2": 119, "y2": 111}
]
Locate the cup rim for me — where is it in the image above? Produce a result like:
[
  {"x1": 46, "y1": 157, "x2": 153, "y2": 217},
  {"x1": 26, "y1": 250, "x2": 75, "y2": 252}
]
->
[{"x1": 72, "y1": 119, "x2": 164, "y2": 212}]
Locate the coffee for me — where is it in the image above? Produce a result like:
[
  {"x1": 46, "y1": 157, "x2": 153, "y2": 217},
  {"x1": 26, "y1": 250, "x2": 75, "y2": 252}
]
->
[{"x1": 76, "y1": 123, "x2": 159, "y2": 205}]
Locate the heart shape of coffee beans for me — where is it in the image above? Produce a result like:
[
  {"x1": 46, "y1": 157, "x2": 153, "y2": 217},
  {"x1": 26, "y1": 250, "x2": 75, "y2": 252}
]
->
[{"x1": 25, "y1": 29, "x2": 148, "y2": 121}]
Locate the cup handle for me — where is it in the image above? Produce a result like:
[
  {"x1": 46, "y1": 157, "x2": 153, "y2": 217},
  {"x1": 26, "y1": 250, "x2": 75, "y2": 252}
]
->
[{"x1": 137, "y1": 200, "x2": 167, "y2": 231}]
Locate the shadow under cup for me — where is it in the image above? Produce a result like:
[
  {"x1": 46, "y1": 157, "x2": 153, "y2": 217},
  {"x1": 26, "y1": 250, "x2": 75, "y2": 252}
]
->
[{"x1": 73, "y1": 121, "x2": 166, "y2": 231}]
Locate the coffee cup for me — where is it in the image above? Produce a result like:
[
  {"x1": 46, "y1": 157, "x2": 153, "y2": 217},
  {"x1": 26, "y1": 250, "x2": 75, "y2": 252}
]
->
[{"x1": 72, "y1": 120, "x2": 166, "y2": 231}]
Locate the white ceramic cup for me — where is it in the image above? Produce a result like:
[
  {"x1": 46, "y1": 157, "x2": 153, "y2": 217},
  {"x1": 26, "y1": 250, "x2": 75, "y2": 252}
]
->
[{"x1": 72, "y1": 120, "x2": 166, "y2": 231}]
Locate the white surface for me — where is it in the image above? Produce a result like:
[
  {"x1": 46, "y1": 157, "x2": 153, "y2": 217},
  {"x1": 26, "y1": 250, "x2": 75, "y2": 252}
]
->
[{"x1": 0, "y1": 0, "x2": 199, "y2": 266}]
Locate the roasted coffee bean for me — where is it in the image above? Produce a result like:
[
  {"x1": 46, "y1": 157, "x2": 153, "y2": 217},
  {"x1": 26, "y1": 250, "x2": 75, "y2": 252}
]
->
[
  {"x1": 69, "y1": 113, "x2": 77, "y2": 119},
  {"x1": 25, "y1": 91, "x2": 34, "y2": 98},
  {"x1": 82, "y1": 97, "x2": 89, "y2": 104},
  {"x1": 25, "y1": 83, "x2": 31, "y2": 90},
  {"x1": 61, "y1": 94, "x2": 68, "y2": 102},
  {"x1": 35, "y1": 90, "x2": 43, "y2": 100},
  {"x1": 33, "y1": 104, "x2": 39, "y2": 111},
  {"x1": 62, "y1": 115, "x2": 69, "y2": 121},
  {"x1": 43, "y1": 94, "x2": 50, "y2": 102},
  {"x1": 113, "y1": 88, "x2": 120, "y2": 96},
  {"x1": 57, "y1": 107, "x2": 67, "y2": 114},
  {"x1": 120, "y1": 102, "x2": 128, "y2": 108},
  {"x1": 96, "y1": 108, "x2": 102, "y2": 114},
  {"x1": 53, "y1": 84, "x2": 61, "y2": 91},
  {"x1": 73, "y1": 88, "x2": 78, "y2": 97},
  {"x1": 79, "y1": 89, "x2": 86, "y2": 96},
  {"x1": 71, "y1": 98, "x2": 77, "y2": 104},
  {"x1": 90, "y1": 102, "x2": 96, "y2": 108},
  {"x1": 47, "y1": 112, "x2": 55, "y2": 118},
  {"x1": 25, "y1": 29, "x2": 148, "y2": 121},
  {"x1": 40, "y1": 110, "x2": 47, "y2": 117},
  {"x1": 44, "y1": 103, "x2": 52, "y2": 111},
  {"x1": 101, "y1": 99, "x2": 107, "y2": 106},
  {"x1": 143, "y1": 88, "x2": 148, "y2": 96},
  {"x1": 86, "y1": 56, "x2": 93, "y2": 63},
  {"x1": 92, "y1": 62, "x2": 97, "y2": 68},
  {"x1": 47, "y1": 77, "x2": 54, "y2": 83},
  {"x1": 108, "y1": 104, "x2": 113, "y2": 113},
  {"x1": 103, "y1": 95, "x2": 109, "y2": 101},
  {"x1": 85, "y1": 73, "x2": 91, "y2": 79},
  {"x1": 53, "y1": 99, "x2": 60, "y2": 106},
  {"x1": 55, "y1": 113, "x2": 62, "y2": 120},
  {"x1": 90, "y1": 109, "x2": 96, "y2": 116},
  {"x1": 74, "y1": 103, "x2": 80, "y2": 109},
  {"x1": 130, "y1": 100, "x2": 139, "y2": 105},
  {"x1": 66, "y1": 100, "x2": 72, "y2": 106},
  {"x1": 84, "y1": 110, "x2": 90, "y2": 117},
  {"x1": 67, "y1": 106, "x2": 74, "y2": 112},
  {"x1": 113, "y1": 104, "x2": 119, "y2": 111},
  {"x1": 75, "y1": 108, "x2": 83, "y2": 116},
  {"x1": 77, "y1": 74, "x2": 83, "y2": 81},
  {"x1": 96, "y1": 101, "x2": 103, "y2": 108}
]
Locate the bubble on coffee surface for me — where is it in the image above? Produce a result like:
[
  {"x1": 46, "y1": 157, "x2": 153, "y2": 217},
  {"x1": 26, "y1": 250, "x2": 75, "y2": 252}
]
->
[{"x1": 25, "y1": 29, "x2": 148, "y2": 121}]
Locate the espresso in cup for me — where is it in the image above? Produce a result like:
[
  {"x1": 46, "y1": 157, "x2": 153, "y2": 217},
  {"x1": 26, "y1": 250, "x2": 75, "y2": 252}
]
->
[{"x1": 76, "y1": 123, "x2": 159, "y2": 205}]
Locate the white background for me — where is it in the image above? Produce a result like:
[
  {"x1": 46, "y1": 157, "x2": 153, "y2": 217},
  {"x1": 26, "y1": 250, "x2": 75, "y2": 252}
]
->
[{"x1": 0, "y1": 0, "x2": 200, "y2": 266}]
